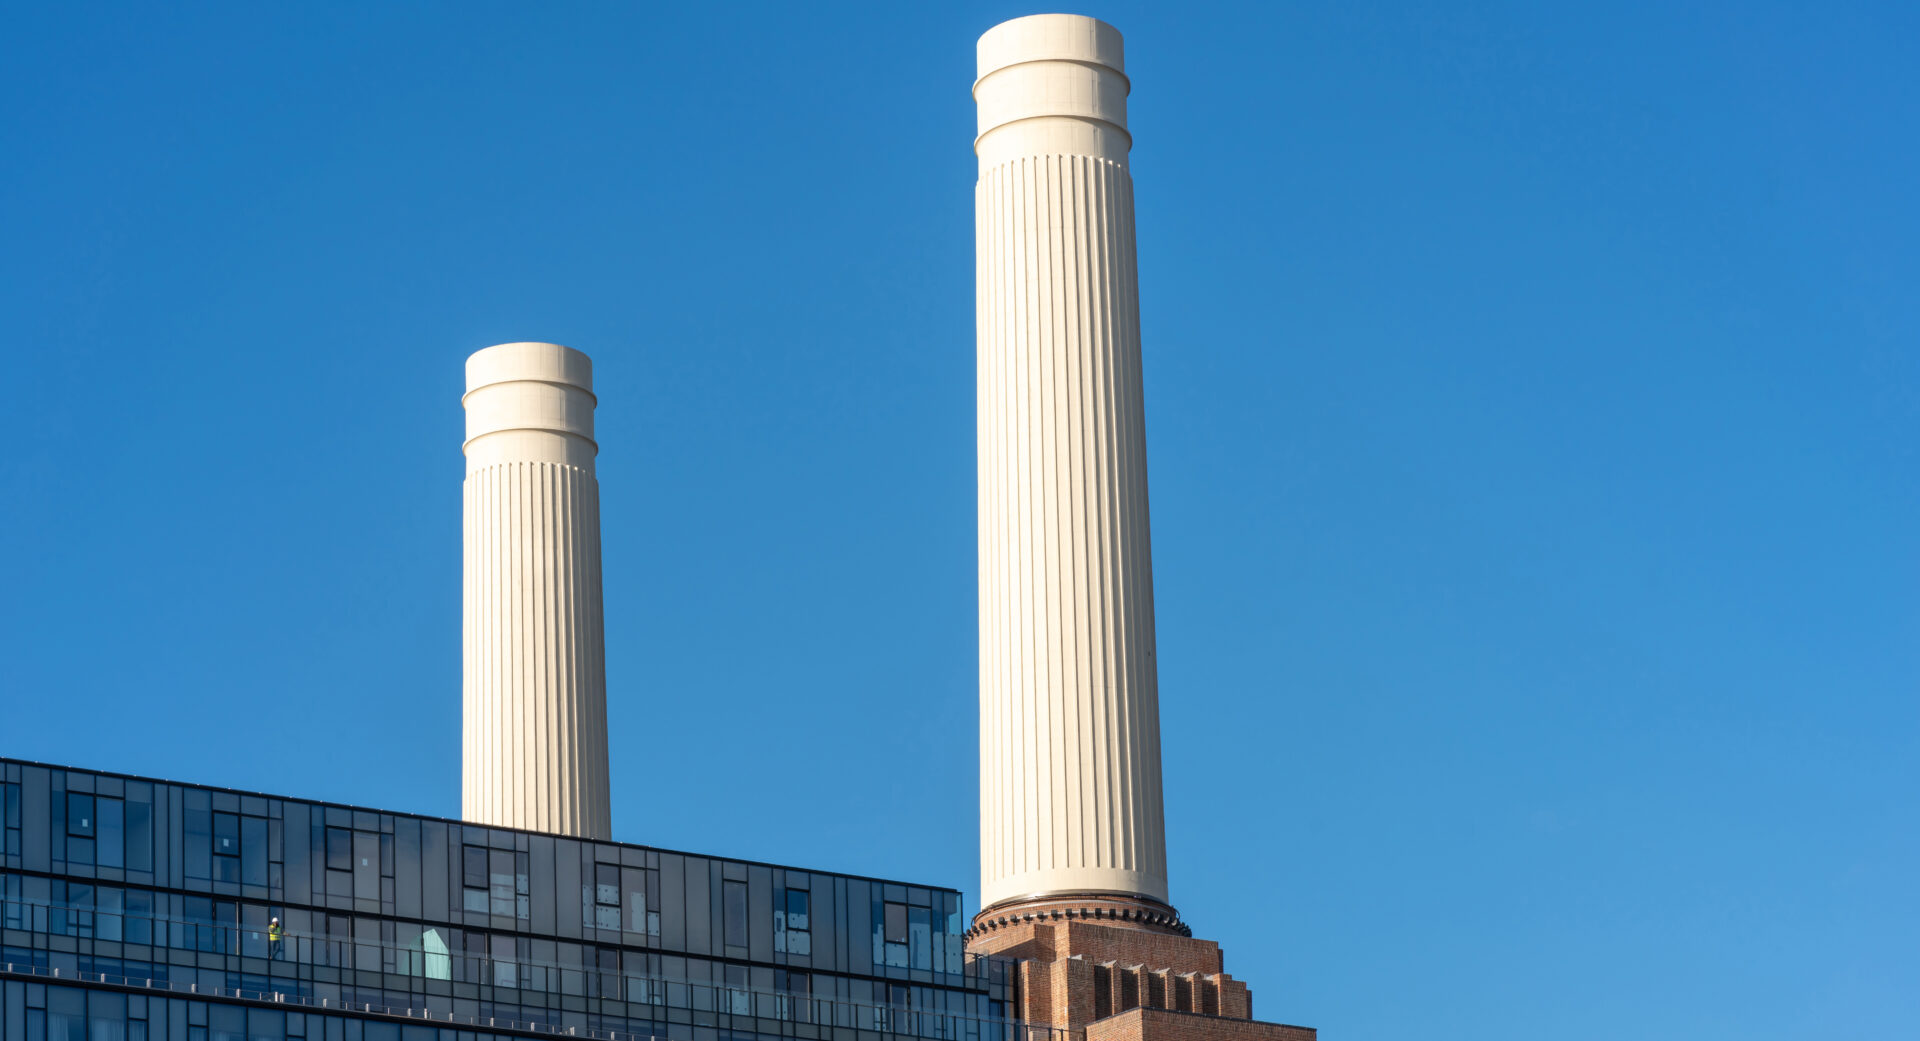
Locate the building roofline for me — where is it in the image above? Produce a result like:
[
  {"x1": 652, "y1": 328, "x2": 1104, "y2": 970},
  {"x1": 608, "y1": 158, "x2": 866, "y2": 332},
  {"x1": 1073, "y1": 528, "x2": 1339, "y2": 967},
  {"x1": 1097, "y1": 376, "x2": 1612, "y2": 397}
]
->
[{"x1": 1, "y1": 754, "x2": 965, "y2": 899}]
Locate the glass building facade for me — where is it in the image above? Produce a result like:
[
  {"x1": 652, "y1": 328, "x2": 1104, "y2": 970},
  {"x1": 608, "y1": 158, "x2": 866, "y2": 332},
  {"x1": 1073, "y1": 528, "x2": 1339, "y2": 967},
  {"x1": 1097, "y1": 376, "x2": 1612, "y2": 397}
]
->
[{"x1": 0, "y1": 760, "x2": 1036, "y2": 1041}]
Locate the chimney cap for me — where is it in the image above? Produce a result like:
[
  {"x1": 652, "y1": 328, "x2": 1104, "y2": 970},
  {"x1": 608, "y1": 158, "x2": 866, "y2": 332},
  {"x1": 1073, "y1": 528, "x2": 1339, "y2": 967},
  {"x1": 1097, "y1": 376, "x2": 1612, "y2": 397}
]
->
[
  {"x1": 977, "y1": 13, "x2": 1125, "y2": 84},
  {"x1": 464, "y1": 341, "x2": 594, "y2": 399}
]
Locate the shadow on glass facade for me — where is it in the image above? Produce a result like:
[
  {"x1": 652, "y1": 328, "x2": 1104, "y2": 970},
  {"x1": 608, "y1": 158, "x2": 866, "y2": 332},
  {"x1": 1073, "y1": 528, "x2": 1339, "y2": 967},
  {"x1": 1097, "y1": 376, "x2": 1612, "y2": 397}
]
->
[{"x1": 0, "y1": 761, "x2": 1044, "y2": 1041}]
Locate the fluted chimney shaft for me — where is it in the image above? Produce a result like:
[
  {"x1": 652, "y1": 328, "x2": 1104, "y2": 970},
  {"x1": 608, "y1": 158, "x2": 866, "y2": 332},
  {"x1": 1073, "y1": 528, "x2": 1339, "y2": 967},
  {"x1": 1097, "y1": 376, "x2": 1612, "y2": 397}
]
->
[{"x1": 975, "y1": 14, "x2": 1174, "y2": 923}]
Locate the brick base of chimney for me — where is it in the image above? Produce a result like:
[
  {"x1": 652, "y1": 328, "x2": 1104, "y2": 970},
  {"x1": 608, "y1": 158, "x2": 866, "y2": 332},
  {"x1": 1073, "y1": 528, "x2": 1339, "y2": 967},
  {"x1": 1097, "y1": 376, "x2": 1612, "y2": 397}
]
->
[{"x1": 966, "y1": 916, "x2": 1314, "y2": 1041}]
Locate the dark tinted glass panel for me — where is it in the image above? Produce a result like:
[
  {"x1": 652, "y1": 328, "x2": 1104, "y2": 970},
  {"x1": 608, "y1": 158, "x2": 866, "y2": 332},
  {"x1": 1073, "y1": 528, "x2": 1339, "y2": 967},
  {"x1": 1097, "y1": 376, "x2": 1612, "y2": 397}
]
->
[
  {"x1": 489, "y1": 850, "x2": 514, "y2": 915},
  {"x1": 68, "y1": 795, "x2": 96, "y2": 837},
  {"x1": 125, "y1": 888, "x2": 153, "y2": 943},
  {"x1": 491, "y1": 933, "x2": 516, "y2": 987},
  {"x1": 126, "y1": 797, "x2": 152, "y2": 871},
  {"x1": 353, "y1": 832, "x2": 379, "y2": 899},
  {"x1": 463, "y1": 846, "x2": 487, "y2": 889},
  {"x1": 325, "y1": 828, "x2": 350, "y2": 872},
  {"x1": 723, "y1": 880, "x2": 747, "y2": 948},
  {"x1": 97, "y1": 885, "x2": 123, "y2": 940},
  {"x1": 185, "y1": 803, "x2": 211, "y2": 878},
  {"x1": 885, "y1": 902, "x2": 908, "y2": 944},
  {"x1": 210, "y1": 1002, "x2": 244, "y2": 1041},
  {"x1": 98, "y1": 798, "x2": 124, "y2": 869},
  {"x1": 242, "y1": 817, "x2": 268, "y2": 886},
  {"x1": 355, "y1": 916, "x2": 381, "y2": 971},
  {"x1": 91, "y1": 990, "x2": 127, "y2": 1041},
  {"x1": 910, "y1": 906, "x2": 931, "y2": 969},
  {"x1": 50, "y1": 983, "x2": 86, "y2": 1041},
  {"x1": 213, "y1": 813, "x2": 239, "y2": 857},
  {"x1": 787, "y1": 889, "x2": 809, "y2": 930},
  {"x1": 623, "y1": 868, "x2": 648, "y2": 933}
]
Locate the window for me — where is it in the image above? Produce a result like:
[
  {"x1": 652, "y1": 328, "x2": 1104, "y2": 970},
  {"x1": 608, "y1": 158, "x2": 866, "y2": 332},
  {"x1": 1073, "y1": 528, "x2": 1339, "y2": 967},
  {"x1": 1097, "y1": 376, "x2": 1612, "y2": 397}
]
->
[
  {"x1": 52, "y1": 882, "x2": 94, "y2": 938},
  {"x1": 96, "y1": 885, "x2": 123, "y2": 941},
  {"x1": 354, "y1": 916, "x2": 382, "y2": 972},
  {"x1": 3, "y1": 781, "x2": 20, "y2": 857},
  {"x1": 1, "y1": 874, "x2": 19, "y2": 930},
  {"x1": 776, "y1": 886, "x2": 811, "y2": 955},
  {"x1": 240, "y1": 816, "x2": 268, "y2": 886},
  {"x1": 460, "y1": 929, "x2": 488, "y2": 983},
  {"x1": 90, "y1": 991, "x2": 127, "y2": 1041},
  {"x1": 623, "y1": 866, "x2": 658, "y2": 936},
  {"x1": 723, "y1": 880, "x2": 748, "y2": 948},
  {"x1": 125, "y1": 788, "x2": 152, "y2": 871},
  {"x1": 184, "y1": 799, "x2": 211, "y2": 880},
  {"x1": 210, "y1": 1002, "x2": 244, "y2": 1041},
  {"x1": 324, "y1": 826, "x2": 352, "y2": 898},
  {"x1": 587, "y1": 946, "x2": 619, "y2": 999},
  {"x1": 49, "y1": 984, "x2": 85, "y2": 1041},
  {"x1": 776, "y1": 971, "x2": 811, "y2": 1021},
  {"x1": 723, "y1": 963, "x2": 750, "y2": 1015},
  {"x1": 352, "y1": 831, "x2": 379, "y2": 901},
  {"x1": 66, "y1": 794, "x2": 97, "y2": 866},
  {"x1": 490, "y1": 933, "x2": 517, "y2": 988},
  {"x1": 878, "y1": 900, "x2": 909, "y2": 967},
  {"x1": 462, "y1": 845, "x2": 488, "y2": 912},
  {"x1": 593, "y1": 864, "x2": 620, "y2": 929},
  {"x1": 909, "y1": 905, "x2": 932, "y2": 969},
  {"x1": 124, "y1": 888, "x2": 154, "y2": 945},
  {"x1": 67, "y1": 794, "x2": 95, "y2": 837},
  {"x1": 469, "y1": 845, "x2": 529, "y2": 919},
  {"x1": 214, "y1": 813, "x2": 240, "y2": 883},
  {"x1": 487, "y1": 849, "x2": 513, "y2": 916},
  {"x1": 622, "y1": 950, "x2": 656, "y2": 1004},
  {"x1": 98, "y1": 797, "x2": 124, "y2": 869},
  {"x1": 326, "y1": 828, "x2": 351, "y2": 872},
  {"x1": 179, "y1": 897, "x2": 230, "y2": 954}
]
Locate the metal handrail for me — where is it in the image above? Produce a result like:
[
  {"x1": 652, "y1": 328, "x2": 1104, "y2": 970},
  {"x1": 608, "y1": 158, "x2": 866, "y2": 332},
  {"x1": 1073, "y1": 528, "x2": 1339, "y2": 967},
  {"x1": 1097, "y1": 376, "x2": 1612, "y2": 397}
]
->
[{"x1": 0, "y1": 961, "x2": 1057, "y2": 1041}]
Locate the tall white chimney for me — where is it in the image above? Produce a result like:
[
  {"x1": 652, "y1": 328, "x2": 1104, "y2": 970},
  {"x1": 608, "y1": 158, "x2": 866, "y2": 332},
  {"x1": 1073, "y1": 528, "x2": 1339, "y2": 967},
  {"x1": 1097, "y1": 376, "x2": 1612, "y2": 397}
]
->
[
  {"x1": 974, "y1": 14, "x2": 1180, "y2": 932},
  {"x1": 462, "y1": 341, "x2": 612, "y2": 839}
]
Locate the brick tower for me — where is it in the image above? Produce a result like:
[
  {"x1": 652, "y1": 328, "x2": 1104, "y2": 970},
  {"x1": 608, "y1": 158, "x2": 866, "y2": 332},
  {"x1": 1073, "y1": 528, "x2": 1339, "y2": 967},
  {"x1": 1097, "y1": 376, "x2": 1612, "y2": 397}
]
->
[{"x1": 969, "y1": 15, "x2": 1313, "y2": 1041}]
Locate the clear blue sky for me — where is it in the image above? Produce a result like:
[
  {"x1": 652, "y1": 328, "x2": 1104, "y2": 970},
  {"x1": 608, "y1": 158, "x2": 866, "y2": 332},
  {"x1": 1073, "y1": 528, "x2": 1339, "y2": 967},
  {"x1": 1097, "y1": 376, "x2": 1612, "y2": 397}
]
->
[{"x1": 2, "y1": 3, "x2": 1914, "y2": 1039}]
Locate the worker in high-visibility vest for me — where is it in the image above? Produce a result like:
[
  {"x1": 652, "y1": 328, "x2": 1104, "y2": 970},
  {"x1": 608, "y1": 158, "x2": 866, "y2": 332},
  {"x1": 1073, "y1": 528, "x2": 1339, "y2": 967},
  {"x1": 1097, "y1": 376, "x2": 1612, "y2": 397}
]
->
[{"x1": 268, "y1": 917, "x2": 283, "y2": 958}]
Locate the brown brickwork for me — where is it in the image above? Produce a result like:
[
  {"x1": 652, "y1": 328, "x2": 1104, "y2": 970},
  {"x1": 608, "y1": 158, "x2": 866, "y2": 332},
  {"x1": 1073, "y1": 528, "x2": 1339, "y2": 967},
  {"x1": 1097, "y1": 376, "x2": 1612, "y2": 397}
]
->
[
  {"x1": 1086, "y1": 1008, "x2": 1316, "y2": 1041},
  {"x1": 969, "y1": 919, "x2": 1225, "y2": 975},
  {"x1": 967, "y1": 918, "x2": 1310, "y2": 1040}
]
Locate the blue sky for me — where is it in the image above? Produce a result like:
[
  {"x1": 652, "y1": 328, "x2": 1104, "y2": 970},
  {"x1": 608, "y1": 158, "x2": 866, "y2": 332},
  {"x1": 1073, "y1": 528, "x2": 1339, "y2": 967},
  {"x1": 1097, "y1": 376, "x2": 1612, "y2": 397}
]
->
[{"x1": 2, "y1": 3, "x2": 1915, "y2": 1039}]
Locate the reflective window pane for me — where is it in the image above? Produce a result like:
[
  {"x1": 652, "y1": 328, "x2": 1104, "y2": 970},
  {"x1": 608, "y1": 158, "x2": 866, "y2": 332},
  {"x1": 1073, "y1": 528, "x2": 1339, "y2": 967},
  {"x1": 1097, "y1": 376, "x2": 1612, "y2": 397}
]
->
[
  {"x1": 723, "y1": 881, "x2": 747, "y2": 948},
  {"x1": 68, "y1": 795, "x2": 96, "y2": 838},
  {"x1": 97, "y1": 799, "x2": 123, "y2": 869},
  {"x1": 325, "y1": 828, "x2": 351, "y2": 873}
]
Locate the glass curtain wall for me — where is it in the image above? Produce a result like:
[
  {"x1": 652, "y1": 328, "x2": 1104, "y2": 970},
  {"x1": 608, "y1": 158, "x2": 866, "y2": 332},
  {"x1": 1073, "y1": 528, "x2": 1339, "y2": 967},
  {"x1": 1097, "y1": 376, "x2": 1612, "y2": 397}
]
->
[{"x1": 0, "y1": 761, "x2": 1019, "y2": 1041}]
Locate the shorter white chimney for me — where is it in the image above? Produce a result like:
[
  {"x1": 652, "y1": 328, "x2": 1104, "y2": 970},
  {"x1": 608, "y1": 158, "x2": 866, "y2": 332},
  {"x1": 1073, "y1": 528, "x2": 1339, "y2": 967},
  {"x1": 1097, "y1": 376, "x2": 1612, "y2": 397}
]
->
[{"x1": 462, "y1": 341, "x2": 612, "y2": 839}]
